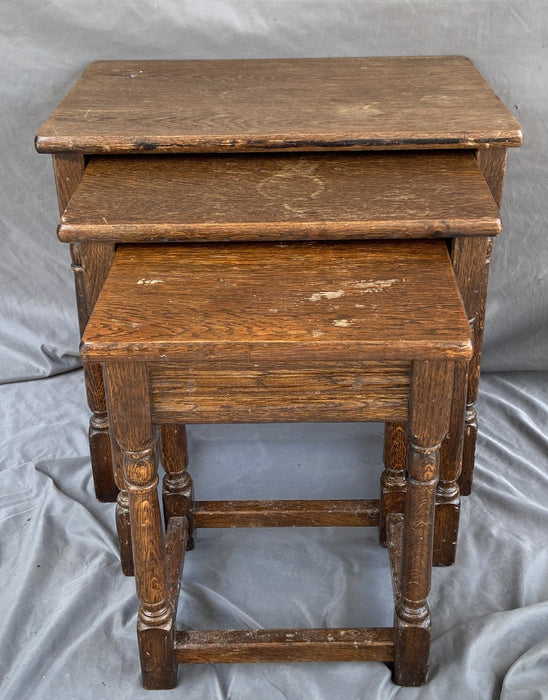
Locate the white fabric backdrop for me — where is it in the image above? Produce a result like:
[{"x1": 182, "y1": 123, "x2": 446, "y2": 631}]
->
[{"x1": 0, "y1": 370, "x2": 547, "y2": 698}]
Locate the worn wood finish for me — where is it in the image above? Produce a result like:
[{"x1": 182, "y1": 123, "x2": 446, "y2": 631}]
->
[
  {"x1": 58, "y1": 151, "x2": 501, "y2": 242},
  {"x1": 52, "y1": 154, "x2": 118, "y2": 502},
  {"x1": 387, "y1": 512, "x2": 404, "y2": 594},
  {"x1": 394, "y1": 361, "x2": 453, "y2": 687},
  {"x1": 52, "y1": 156, "x2": 88, "y2": 336},
  {"x1": 150, "y1": 362, "x2": 410, "y2": 424},
  {"x1": 82, "y1": 359, "x2": 118, "y2": 502},
  {"x1": 108, "y1": 427, "x2": 134, "y2": 576},
  {"x1": 161, "y1": 425, "x2": 195, "y2": 550},
  {"x1": 175, "y1": 628, "x2": 395, "y2": 664},
  {"x1": 454, "y1": 147, "x2": 507, "y2": 496},
  {"x1": 165, "y1": 516, "x2": 188, "y2": 609},
  {"x1": 36, "y1": 57, "x2": 522, "y2": 154},
  {"x1": 434, "y1": 361, "x2": 468, "y2": 566},
  {"x1": 192, "y1": 499, "x2": 380, "y2": 528},
  {"x1": 78, "y1": 242, "x2": 116, "y2": 312},
  {"x1": 85, "y1": 236, "x2": 470, "y2": 688},
  {"x1": 81, "y1": 241, "x2": 472, "y2": 364},
  {"x1": 78, "y1": 243, "x2": 117, "y2": 501},
  {"x1": 379, "y1": 422, "x2": 408, "y2": 547},
  {"x1": 105, "y1": 362, "x2": 177, "y2": 690},
  {"x1": 52, "y1": 153, "x2": 85, "y2": 211}
]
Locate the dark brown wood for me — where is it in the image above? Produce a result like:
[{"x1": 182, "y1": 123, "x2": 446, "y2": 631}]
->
[
  {"x1": 108, "y1": 430, "x2": 134, "y2": 576},
  {"x1": 455, "y1": 147, "x2": 508, "y2": 496},
  {"x1": 105, "y1": 362, "x2": 176, "y2": 690},
  {"x1": 52, "y1": 154, "x2": 118, "y2": 503},
  {"x1": 477, "y1": 147, "x2": 508, "y2": 206},
  {"x1": 394, "y1": 360, "x2": 453, "y2": 687},
  {"x1": 83, "y1": 360, "x2": 118, "y2": 502},
  {"x1": 175, "y1": 628, "x2": 395, "y2": 664},
  {"x1": 78, "y1": 242, "x2": 116, "y2": 312},
  {"x1": 36, "y1": 57, "x2": 522, "y2": 154},
  {"x1": 165, "y1": 516, "x2": 188, "y2": 609},
  {"x1": 52, "y1": 153, "x2": 84, "y2": 210},
  {"x1": 87, "y1": 237, "x2": 468, "y2": 687},
  {"x1": 150, "y1": 361, "x2": 410, "y2": 424},
  {"x1": 192, "y1": 499, "x2": 380, "y2": 528},
  {"x1": 81, "y1": 241, "x2": 472, "y2": 364},
  {"x1": 434, "y1": 361, "x2": 468, "y2": 566},
  {"x1": 41, "y1": 55, "x2": 521, "y2": 688},
  {"x1": 387, "y1": 512, "x2": 404, "y2": 603},
  {"x1": 379, "y1": 422, "x2": 407, "y2": 547},
  {"x1": 161, "y1": 425, "x2": 195, "y2": 549},
  {"x1": 68, "y1": 243, "x2": 90, "y2": 339},
  {"x1": 58, "y1": 152, "x2": 501, "y2": 242}
]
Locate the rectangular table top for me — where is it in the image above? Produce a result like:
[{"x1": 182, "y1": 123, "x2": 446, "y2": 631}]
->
[
  {"x1": 36, "y1": 56, "x2": 522, "y2": 154},
  {"x1": 82, "y1": 240, "x2": 472, "y2": 363},
  {"x1": 58, "y1": 151, "x2": 501, "y2": 242}
]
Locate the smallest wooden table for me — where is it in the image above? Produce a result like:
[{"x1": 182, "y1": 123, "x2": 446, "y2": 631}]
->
[{"x1": 82, "y1": 239, "x2": 472, "y2": 688}]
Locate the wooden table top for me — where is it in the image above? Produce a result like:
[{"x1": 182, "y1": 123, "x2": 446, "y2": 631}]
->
[
  {"x1": 58, "y1": 151, "x2": 501, "y2": 242},
  {"x1": 36, "y1": 57, "x2": 522, "y2": 154},
  {"x1": 82, "y1": 240, "x2": 472, "y2": 363}
]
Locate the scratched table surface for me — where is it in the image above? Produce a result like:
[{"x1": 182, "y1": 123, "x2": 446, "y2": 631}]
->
[
  {"x1": 35, "y1": 56, "x2": 522, "y2": 154},
  {"x1": 58, "y1": 151, "x2": 501, "y2": 242}
]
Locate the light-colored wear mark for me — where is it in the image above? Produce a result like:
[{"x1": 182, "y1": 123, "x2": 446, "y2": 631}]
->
[
  {"x1": 309, "y1": 290, "x2": 345, "y2": 302},
  {"x1": 333, "y1": 319, "x2": 355, "y2": 328},
  {"x1": 137, "y1": 278, "x2": 164, "y2": 285},
  {"x1": 347, "y1": 278, "x2": 400, "y2": 293}
]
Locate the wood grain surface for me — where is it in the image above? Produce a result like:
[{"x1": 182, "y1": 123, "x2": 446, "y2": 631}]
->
[
  {"x1": 149, "y1": 361, "x2": 410, "y2": 423},
  {"x1": 81, "y1": 241, "x2": 472, "y2": 363},
  {"x1": 192, "y1": 499, "x2": 380, "y2": 528},
  {"x1": 58, "y1": 151, "x2": 501, "y2": 242},
  {"x1": 53, "y1": 154, "x2": 118, "y2": 502},
  {"x1": 175, "y1": 628, "x2": 395, "y2": 664},
  {"x1": 36, "y1": 57, "x2": 522, "y2": 154}
]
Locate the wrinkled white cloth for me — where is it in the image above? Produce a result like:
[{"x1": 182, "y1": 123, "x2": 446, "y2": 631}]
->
[{"x1": 0, "y1": 370, "x2": 546, "y2": 699}]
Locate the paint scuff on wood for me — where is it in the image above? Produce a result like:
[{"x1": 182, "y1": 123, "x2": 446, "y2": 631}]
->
[{"x1": 309, "y1": 290, "x2": 345, "y2": 302}]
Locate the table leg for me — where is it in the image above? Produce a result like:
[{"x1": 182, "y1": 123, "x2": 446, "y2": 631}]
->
[
  {"x1": 394, "y1": 360, "x2": 452, "y2": 686},
  {"x1": 451, "y1": 148, "x2": 507, "y2": 495},
  {"x1": 53, "y1": 155, "x2": 118, "y2": 501},
  {"x1": 433, "y1": 360, "x2": 467, "y2": 565},
  {"x1": 379, "y1": 422, "x2": 407, "y2": 547},
  {"x1": 161, "y1": 424, "x2": 195, "y2": 549},
  {"x1": 105, "y1": 362, "x2": 177, "y2": 690}
]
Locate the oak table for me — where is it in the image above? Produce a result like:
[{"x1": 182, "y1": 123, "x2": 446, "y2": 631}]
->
[
  {"x1": 36, "y1": 56, "x2": 522, "y2": 545},
  {"x1": 81, "y1": 239, "x2": 472, "y2": 687}
]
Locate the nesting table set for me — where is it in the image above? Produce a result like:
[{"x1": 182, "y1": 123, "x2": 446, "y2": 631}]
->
[{"x1": 36, "y1": 57, "x2": 521, "y2": 688}]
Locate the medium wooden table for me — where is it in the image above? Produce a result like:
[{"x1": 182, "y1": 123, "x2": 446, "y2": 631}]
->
[{"x1": 36, "y1": 56, "x2": 522, "y2": 518}]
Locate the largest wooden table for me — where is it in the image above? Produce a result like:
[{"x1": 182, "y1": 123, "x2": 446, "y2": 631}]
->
[{"x1": 36, "y1": 56, "x2": 522, "y2": 508}]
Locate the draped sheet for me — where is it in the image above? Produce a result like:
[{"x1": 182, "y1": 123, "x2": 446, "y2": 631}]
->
[{"x1": 0, "y1": 370, "x2": 546, "y2": 698}]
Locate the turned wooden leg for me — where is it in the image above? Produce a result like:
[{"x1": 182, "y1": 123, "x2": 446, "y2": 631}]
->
[
  {"x1": 83, "y1": 359, "x2": 119, "y2": 502},
  {"x1": 110, "y1": 431, "x2": 134, "y2": 576},
  {"x1": 161, "y1": 425, "x2": 195, "y2": 550},
  {"x1": 452, "y1": 235, "x2": 493, "y2": 497},
  {"x1": 379, "y1": 422, "x2": 407, "y2": 547},
  {"x1": 77, "y1": 241, "x2": 117, "y2": 502},
  {"x1": 106, "y1": 362, "x2": 177, "y2": 690},
  {"x1": 394, "y1": 361, "x2": 452, "y2": 687},
  {"x1": 452, "y1": 148, "x2": 507, "y2": 496},
  {"x1": 72, "y1": 242, "x2": 117, "y2": 503},
  {"x1": 434, "y1": 361, "x2": 467, "y2": 566},
  {"x1": 53, "y1": 155, "x2": 118, "y2": 503}
]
